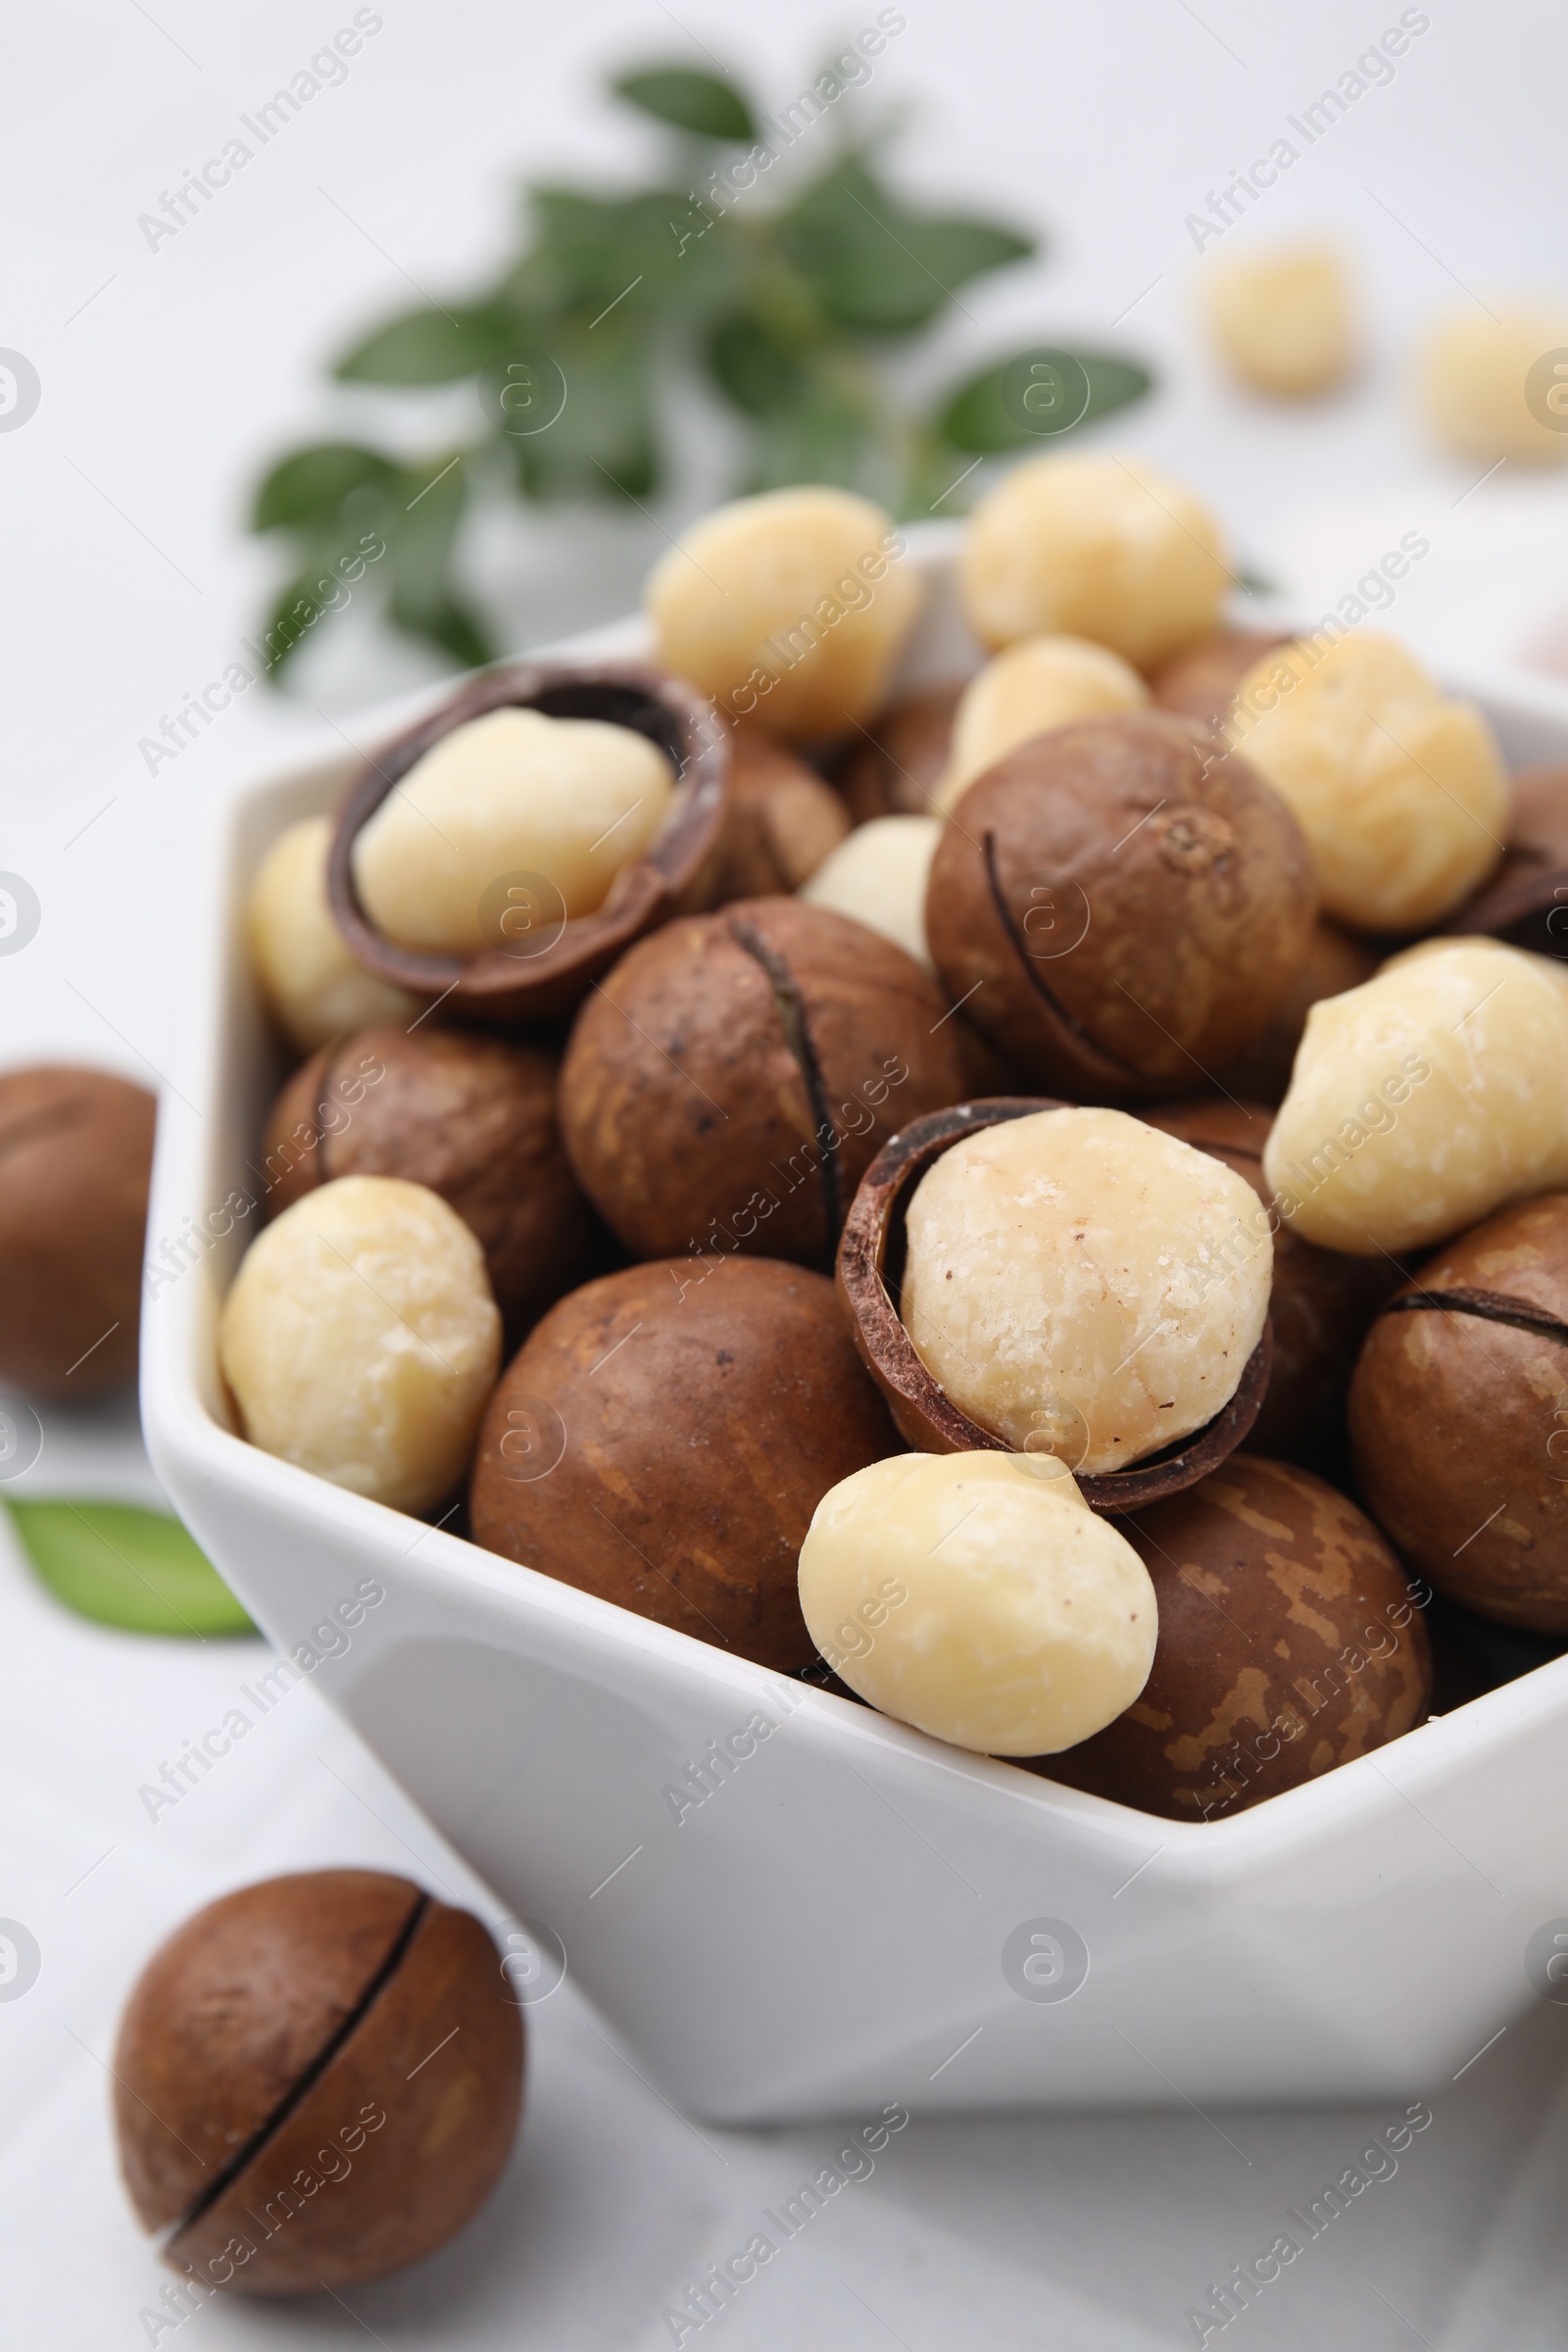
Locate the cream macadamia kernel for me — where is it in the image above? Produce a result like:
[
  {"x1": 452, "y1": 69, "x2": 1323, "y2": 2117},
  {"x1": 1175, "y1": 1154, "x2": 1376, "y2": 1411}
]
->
[
  {"x1": 959, "y1": 454, "x2": 1232, "y2": 671},
  {"x1": 798, "y1": 1450, "x2": 1157, "y2": 1754},
  {"x1": 352, "y1": 708, "x2": 673, "y2": 956},
  {"x1": 1228, "y1": 632, "x2": 1508, "y2": 933},
  {"x1": 645, "y1": 486, "x2": 923, "y2": 740},
  {"x1": 902, "y1": 1106, "x2": 1271, "y2": 1474},
  {"x1": 1201, "y1": 245, "x2": 1355, "y2": 397},
  {"x1": 934, "y1": 635, "x2": 1148, "y2": 811},
  {"x1": 799, "y1": 814, "x2": 942, "y2": 971},
  {"x1": 1421, "y1": 310, "x2": 1568, "y2": 466},
  {"x1": 1263, "y1": 940, "x2": 1568, "y2": 1255},
  {"x1": 219, "y1": 1175, "x2": 501, "y2": 1514},
  {"x1": 247, "y1": 816, "x2": 418, "y2": 1054}
]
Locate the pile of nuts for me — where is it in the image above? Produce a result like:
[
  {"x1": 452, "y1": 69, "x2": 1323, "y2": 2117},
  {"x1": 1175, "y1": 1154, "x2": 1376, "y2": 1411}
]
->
[{"x1": 227, "y1": 456, "x2": 1568, "y2": 1829}]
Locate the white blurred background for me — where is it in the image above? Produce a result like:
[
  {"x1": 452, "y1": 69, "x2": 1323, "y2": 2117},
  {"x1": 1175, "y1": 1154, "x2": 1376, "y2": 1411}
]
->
[{"x1": 6, "y1": 4, "x2": 1568, "y2": 2346}]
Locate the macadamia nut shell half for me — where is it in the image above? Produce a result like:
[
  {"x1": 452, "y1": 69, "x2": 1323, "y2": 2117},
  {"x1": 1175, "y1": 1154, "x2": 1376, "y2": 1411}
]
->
[
  {"x1": 838, "y1": 1099, "x2": 1271, "y2": 1512},
  {"x1": 326, "y1": 661, "x2": 728, "y2": 1026}
]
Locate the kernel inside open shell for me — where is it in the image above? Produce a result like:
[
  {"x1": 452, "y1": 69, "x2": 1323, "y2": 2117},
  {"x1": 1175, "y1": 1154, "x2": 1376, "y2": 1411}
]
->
[
  {"x1": 326, "y1": 659, "x2": 729, "y2": 1027},
  {"x1": 836, "y1": 1098, "x2": 1271, "y2": 1513}
]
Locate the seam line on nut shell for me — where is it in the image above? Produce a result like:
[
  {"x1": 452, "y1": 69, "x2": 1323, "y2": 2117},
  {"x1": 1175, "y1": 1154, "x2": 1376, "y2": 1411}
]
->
[{"x1": 162, "y1": 1889, "x2": 430, "y2": 2246}]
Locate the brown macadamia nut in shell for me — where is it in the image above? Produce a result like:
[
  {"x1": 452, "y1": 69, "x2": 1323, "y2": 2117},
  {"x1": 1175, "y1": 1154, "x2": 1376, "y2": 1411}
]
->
[
  {"x1": 1150, "y1": 629, "x2": 1289, "y2": 734},
  {"x1": 469, "y1": 1255, "x2": 897, "y2": 1668},
  {"x1": 0, "y1": 1066, "x2": 156, "y2": 1396},
  {"x1": 838, "y1": 684, "x2": 962, "y2": 823},
  {"x1": 707, "y1": 727, "x2": 852, "y2": 902},
  {"x1": 1042, "y1": 1455, "x2": 1432, "y2": 1820},
  {"x1": 924, "y1": 710, "x2": 1316, "y2": 1100},
  {"x1": 559, "y1": 898, "x2": 966, "y2": 1268},
  {"x1": 114, "y1": 1869, "x2": 522, "y2": 2293},
  {"x1": 1214, "y1": 919, "x2": 1379, "y2": 1106},
  {"x1": 1349, "y1": 1194, "x2": 1568, "y2": 1631},
  {"x1": 262, "y1": 1021, "x2": 599, "y2": 1343}
]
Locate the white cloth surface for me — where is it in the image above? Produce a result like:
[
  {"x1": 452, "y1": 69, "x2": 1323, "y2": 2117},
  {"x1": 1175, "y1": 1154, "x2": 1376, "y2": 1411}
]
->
[{"x1": 5, "y1": 2, "x2": 1568, "y2": 2344}]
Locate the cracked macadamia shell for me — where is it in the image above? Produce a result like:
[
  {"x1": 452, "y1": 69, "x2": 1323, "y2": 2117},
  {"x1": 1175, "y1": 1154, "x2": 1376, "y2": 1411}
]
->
[
  {"x1": 261, "y1": 1021, "x2": 599, "y2": 1343},
  {"x1": 934, "y1": 634, "x2": 1148, "y2": 812},
  {"x1": 1262, "y1": 940, "x2": 1568, "y2": 1255},
  {"x1": 1043, "y1": 1455, "x2": 1431, "y2": 1819},
  {"x1": 838, "y1": 683, "x2": 962, "y2": 822},
  {"x1": 800, "y1": 814, "x2": 942, "y2": 972},
  {"x1": 1349, "y1": 1194, "x2": 1568, "y2": 1631},
  {"x1": 923, "y1": 710, "x2": 1317, "y2": 1099},
  {"x1": 1420, "y1": 310, "x2": 1568, "y2": 466},
  {"x1": 798, "y1": 1450, "x2": 1157, "y2": 1754},
  {"x1": 708, "y1": 726, "x2": 851, "y2": 900},
  {"x1": 352, "y1": 706, "x2": 673, "y2": 956},
  {"x1": 247, "y1": 816, "x2": 417, "y2": 1054},
  {"x1": 559, "y1": 898, "x2": 966, "y2": 1268},
  {"x1": 902, "y1": 1106, "x2": 1271, "y2": 1474},
  {"x1": 645, "y1": 487, "x2": 924, "y2": 740},
  {"x1": 114, "y1": 1871, "x2": 522, "y2": 2294},
  {"x1": 1228, "y1": 632, "x2": 1509, "y2": 932},
  {"x1": 470, "y1": 1255, "x2": 896, "y2": 1668},
  {"x1": 219, "y1": 1175, "x2": 501, "y2": 1514},
  {"x1": 1201, "y1": 245, "x2": 1356, "y2": 397},
  {"x1": 959, "y1": 454, "x2": 1232, "y2": 671}
]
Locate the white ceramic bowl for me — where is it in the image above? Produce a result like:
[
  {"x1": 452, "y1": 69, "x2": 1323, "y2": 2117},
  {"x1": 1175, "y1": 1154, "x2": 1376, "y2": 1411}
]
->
[{"x1": 143, "y1": 526, "x2": 1568, "y2": 2122}]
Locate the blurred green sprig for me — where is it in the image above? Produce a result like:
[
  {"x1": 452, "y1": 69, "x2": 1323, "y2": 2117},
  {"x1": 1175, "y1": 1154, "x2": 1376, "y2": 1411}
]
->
[{"x1": 251, "y1": 57, "x2": 1153, "y2": 676}]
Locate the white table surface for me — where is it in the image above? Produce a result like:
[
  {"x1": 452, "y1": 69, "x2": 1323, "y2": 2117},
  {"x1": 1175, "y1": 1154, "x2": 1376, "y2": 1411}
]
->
[{"x1": 6, "y1": 2, "x2": 1568, "y2": 2343}]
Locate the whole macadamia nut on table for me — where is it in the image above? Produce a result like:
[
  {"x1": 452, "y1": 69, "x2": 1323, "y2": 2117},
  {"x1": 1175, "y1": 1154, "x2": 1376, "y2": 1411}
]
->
[
  {"x1": 838, "y1": 683, "x2": 962, "y2": 823},
  {"x1": 247, "y1": 815, "x2": 418, "y2": 1054},
  {"x1": 706, "y1": 725, "x2": 851, "y2": 901},
  {"x1": 262, "y1": 1021, "x2": 599, "y2": 1342},
  {"x1": 1420, "y1": 309, "x2": 1568, "y2": 465},
  {"x1": 352, "y1": 706, "x2": 673, "y2": 956},
  {"x1": 800, "y1": 814, "x2": 942, "y2": 972},
  {"x1": 799, "y1": 1451, "x2": 1157, "y2": 1755},
  {"x1": 470, "y1": 1255, "x2": 897, "y2": 1669},
  {"x1": 1151, "y1": 628, "x2": 1289, "y2": 733},
  {"x1": 933, "y1": 634, "x2": 1148, "y2": 812},
  {"x1": 646, "y1": 487, "x2": 924, "y2": 741},
  {"x1": 1228, "y1": 631, "x2": 1509, "y2": 932},
  {"x1": 0, "y1": 1066, "x2": 155, "y2": 1396},
  {"x1": 559, "y1": 898, "x2": 966, "y2": 1268},
  {"x1": 923, "y1": 710, "x2": 1316, "y2": 1100},
  {"x1": 114, "y1": 1870, "x2": 522, "y2": 2293},
  {"x1": 219, "y1": 1175, "x2": 501, "y2": 1514},
  {"x1": 959, "y1": 453, "x2": 1232, "y2": 671},
  {"x1": 1200, "y1": 245, "x2": 1356, "y2": 397},
  {"x1": 1043, "y1": 1455, "x2": 1431, "y2": 1820},
  {"x1": 1350, "y1": 1194, "x2": 1568, "y2": 1631},
  {"x1": 1262, "y1": 940, "x2": 1568, "y2": 1255},
  {"x1": 902, "y1": 1106, "x2": 1271, "y2": 1474}
]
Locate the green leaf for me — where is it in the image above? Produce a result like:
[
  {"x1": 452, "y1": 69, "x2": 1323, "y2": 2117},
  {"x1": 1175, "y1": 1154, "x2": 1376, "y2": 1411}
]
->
[
  {"x1": 705, "y1": 312, "x2": 807, "y2": 416},
  {"x1": 780, "y1": 161, "x2": 1035, "y2": 334},
  {"x1": 252, "y1": 442, "x2": 396, "y2": 533},
  {"x1": 386, "y1": 454, "x2": 498, "y2": 668},
  {"x1": 936, "y1": 347, "x2": 1153, "y2": 455},
  {"x1": 335, "y1": 304, "x2": 517, "y2": 385},
  {"x1": 612, "y1": 66, "x2": 757, "y2": 142},
  {"x1": 4, "y1": 1499, "x2": 254, "y2": 1637}
]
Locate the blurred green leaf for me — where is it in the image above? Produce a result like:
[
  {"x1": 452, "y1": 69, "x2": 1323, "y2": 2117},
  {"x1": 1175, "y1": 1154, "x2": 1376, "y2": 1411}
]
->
[
  {"x1": 385, "y1": 453, "x2": 498, "y2": 666},
  {"x1": 252, "y1": 442, "x2": 396, "y2": 531},
  {"x1": 612, "y1": 65, "x2": 757, "y2": 142},
  {"x1": 5, "y1": 1499, "x2": 254, "y2": 1637},
  {"x1": 706, "y1": 312, "x2": 807, "y2": 416},
  {"x1": 936, "y1": 348, "x2": 1153, "y2": 454},
  {"x1": 780, "y1": 161, "x2": 1034, "y2": 333},
  {"x1": 336, "y1": 305, "x2": 517, "y2": 384}
]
